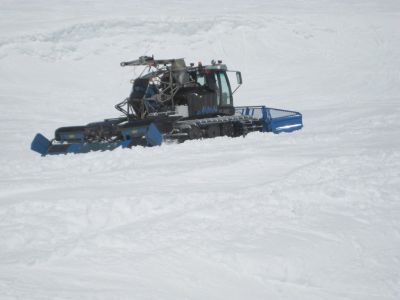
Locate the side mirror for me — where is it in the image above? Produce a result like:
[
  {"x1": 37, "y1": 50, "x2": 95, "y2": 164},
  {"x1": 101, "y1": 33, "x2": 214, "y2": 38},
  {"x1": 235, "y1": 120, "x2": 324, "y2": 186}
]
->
[{"x1": 236, "y1": 72, "x2": 243, "y2": 85}]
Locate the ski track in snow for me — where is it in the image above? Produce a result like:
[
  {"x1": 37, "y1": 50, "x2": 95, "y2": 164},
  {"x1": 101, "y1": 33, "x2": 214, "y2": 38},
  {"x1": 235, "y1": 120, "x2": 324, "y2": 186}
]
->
[{"x1": 1, "y1": 1, "x2": 400, "y2": 299}]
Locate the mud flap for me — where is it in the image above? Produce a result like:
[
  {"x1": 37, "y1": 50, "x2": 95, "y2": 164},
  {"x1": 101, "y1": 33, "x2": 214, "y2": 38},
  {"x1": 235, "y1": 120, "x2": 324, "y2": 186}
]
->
[
  {"x1": 121, "y1": 122, "x2": 162, "y2": 148},
  {"x1": 145, "y1": 123, "x2": 163, "y2": 146}
]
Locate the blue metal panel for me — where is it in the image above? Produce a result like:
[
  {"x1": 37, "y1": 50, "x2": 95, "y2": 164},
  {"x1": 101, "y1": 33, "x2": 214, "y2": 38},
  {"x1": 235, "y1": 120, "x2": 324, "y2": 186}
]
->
[
  {"x1": 195, "y1": 106, "x2": 218, "y2": 116},
  {"x1": 31, "y1": 133, "x2": 50, "y2": 156},
  {"x1": 270, "y1": 113, "x2": 303, "y2": 133},
  {"x1": 145, "y1": 123, "x2": 163, "y2": 146},
  {"x1": 67, "y1": 143, "x2": 82, "y2": 153}
]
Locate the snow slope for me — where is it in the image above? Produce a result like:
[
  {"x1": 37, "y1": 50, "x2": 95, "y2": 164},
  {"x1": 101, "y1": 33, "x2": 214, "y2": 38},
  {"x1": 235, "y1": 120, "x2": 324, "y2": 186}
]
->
[{"x1": 1, "y1": 1, "x2": 400, "y2": 299}]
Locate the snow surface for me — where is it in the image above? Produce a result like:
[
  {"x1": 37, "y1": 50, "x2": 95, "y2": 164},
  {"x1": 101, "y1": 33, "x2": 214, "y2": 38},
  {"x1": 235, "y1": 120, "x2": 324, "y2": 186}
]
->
[{"x1": 1, "y1": 0, "x2": 400, "y2": 299}]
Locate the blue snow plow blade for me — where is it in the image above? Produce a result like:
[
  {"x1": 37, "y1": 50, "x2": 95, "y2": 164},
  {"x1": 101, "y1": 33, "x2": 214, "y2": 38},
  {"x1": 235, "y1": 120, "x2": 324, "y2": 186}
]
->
[
  {"x1": 31, "y1": 122, "x2": 162, "y2": 156},
  {"x1": 236, "y1": 106, "x2": 303, "y2": 133}
]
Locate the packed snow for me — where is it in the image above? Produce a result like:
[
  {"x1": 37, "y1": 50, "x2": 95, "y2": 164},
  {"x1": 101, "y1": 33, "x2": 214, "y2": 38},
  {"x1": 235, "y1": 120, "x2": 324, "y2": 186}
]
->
[{"x1": 1, "y1": 0, "x2": 400, "y2": 299}]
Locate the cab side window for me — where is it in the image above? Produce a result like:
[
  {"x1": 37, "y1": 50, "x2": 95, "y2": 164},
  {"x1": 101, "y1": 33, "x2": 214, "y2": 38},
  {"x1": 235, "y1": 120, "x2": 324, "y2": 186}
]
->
[{"x1": 218, "y1": 72, "x2": 232, "y2": 106}]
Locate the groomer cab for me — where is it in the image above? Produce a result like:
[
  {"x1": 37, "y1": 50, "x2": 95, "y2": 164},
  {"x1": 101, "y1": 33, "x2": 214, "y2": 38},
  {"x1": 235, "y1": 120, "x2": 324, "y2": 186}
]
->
[{"x1": 183, "y1": 61, "x2": 242, "y2": 118}]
